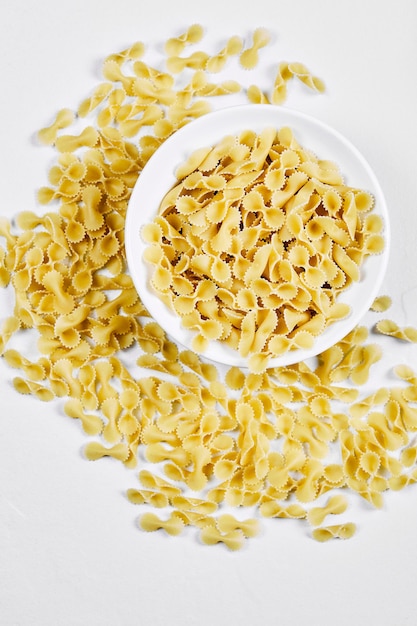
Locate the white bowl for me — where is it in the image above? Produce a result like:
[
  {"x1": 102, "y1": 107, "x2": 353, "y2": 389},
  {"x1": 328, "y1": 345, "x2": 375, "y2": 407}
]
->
[{"x1": 125, "y1": 104, "x2": 390, "y2": 368}]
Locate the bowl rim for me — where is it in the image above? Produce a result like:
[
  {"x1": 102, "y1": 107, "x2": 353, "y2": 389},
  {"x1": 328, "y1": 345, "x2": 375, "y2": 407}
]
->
[{"x1": 124, "y1": 103, "x2": 390, "y2": 368}]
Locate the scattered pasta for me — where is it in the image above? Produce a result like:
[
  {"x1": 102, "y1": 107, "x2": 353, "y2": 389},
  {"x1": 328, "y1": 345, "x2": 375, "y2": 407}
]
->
[
  {"x1": 37, "y1": 108, "x2": 75, "y2": 145},
  {"x1": 164, "y1": 24, "x2": 205, "y2": 57},
  {"x1": 271, "y1": 62, "x2": 325, "y2": 105},
  {"x1": 311, "y1": 523, "x2": 356, "y2": 542},
  {"x1": 307, "y1": 494, "x2": 348, "y2": 526},
  {"x1": 375, "y1": 319, "x2": 417, "y2": 343},
  {"x1": 239, "y1": 28, "x2": 271, "y2": 70},
  {"x1": 1, "y1": 26, "x2": 414, "y2": 552},
  {"x1": 370, "y1": 295, "x2": 392, "y2": 312}
]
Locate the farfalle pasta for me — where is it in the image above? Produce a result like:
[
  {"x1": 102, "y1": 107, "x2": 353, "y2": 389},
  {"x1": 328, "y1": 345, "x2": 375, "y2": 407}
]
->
[
  {"x1": 164, "y1": 24, "x2": 205, "y2": 57},
  {"x1": 139, "y1": 512, "x2": 184, "y2": 536},
  {"x1": 370, "y1": 295, "x2": 392, "y2": 312},
  {"x1": 271, "y1": 61, "x2": 325, "y2": 105},
  {"x1": 239, "y1": 27, "x2": 271, "y2": 70},
  {"x1": 205, "y1": 36, "x2": 243, "y2": 73},
  {"x1": 143, "y1": 126, "x2": 383, "y2": 371},
  {"x1": 2, "y1": 26, "x2": 417, "y2": 552},
  {"x1": 312, "y1": 522, "x2": 356, "y2": 542},
  {"x1": 375, "y1": 319, "x2": 417, "y2": 342},
  {"x1": 37, "y1": 108, "x2": 75, "y2": 145}
]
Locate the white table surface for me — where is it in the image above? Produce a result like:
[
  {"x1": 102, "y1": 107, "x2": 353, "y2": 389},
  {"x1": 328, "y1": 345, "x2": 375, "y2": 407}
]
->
[{"x1": 1, "y1": 1, "x2": 417, "y2": 625}]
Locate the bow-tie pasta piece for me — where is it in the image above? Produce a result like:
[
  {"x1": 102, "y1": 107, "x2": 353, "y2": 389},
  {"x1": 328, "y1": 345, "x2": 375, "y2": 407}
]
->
[
  {"x1": 239, "y1": 28, "x2": 271, "y2": 70},
  {"x1": 370, "y1": 295, "x2": 392, "y2": 313},
  {"x1": 164, "y1": 24, "x2": 204, "y2": 57},
  {"x1": 312, "y1": 523, "x2": 356, "y2": 542}
]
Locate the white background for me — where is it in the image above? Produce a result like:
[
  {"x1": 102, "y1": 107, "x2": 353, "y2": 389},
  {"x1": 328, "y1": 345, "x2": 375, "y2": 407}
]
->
[{"x1": 1, "y1": 1, "x2": 417, "y2": 624}]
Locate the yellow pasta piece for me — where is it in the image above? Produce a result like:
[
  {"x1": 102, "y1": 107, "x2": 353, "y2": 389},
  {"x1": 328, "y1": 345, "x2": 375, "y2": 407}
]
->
[
  {"x1": 239, "y1": 28, "x2": 271, "y2": 70},
  {"x1": 139, "y1": 512, "x2": 184, "y2": 536},
  {"x1": 3, "y1": 349, "x2": 45, "y2": 381},
  {"x1": 137, "y1": 470, "x2": 180, "y2": 499},
  {"x1": 271, "y1": 61, "x2": 325, "y2": 103},
  {"x1": 307, "y1": 494, "x2": 348, "y2": 526},
  {"x1": 349, "y1": 344, "x2": 383, "y2": 385},
  {"x1": 166, "y1": 51, "x2": 210, "y2": 74},
  {"x1": 84, "y1": 442, "x2": 129, "y2": 462},
  {"x1": 13, "y1": 377, "x2": 55, "y2": 402},
  {"x1": 216, "y1": 514, "x2": 259, "y2": 538},
  {"x1": 205, "y1": 36, "x2": 243, "y2": 73},
  {"x1": 100, "y1": 397, "x2": 122, "y2": 443},
  {"x1": 312, "y1": 523, "x2": 356, "y2": 542},
  {"x1": 37, "y1": 108, "x2": 75, "y2": 145},
  {"x1": 64, "y1": 398, "x2": 103, "y2": 435},
  {"x1": 105, "y1": 41, "x2": 146, "y2": 65},
  {"x1": 259, "y1": 500, "x2": 306, "y2": 519},
  {"x1": 394, "y1": 364, "x2": 417, "y2": 385},
  {"x1": 288, "y1": 61, "x2": 326, "y2": 94},
  {"x1": 375, "y1": 320, "x2": 417, "y2": 343},
  {"x1": 164, "y1": 24, "x2": 204, "y2": 57},
  {"x1": 200, "y1": 524, "x2": 246, "y2": 550},
  {"x1": 349, "y1": 387, "x2": 390, "y2": 419},
  {"x1": 78, "y1": 83, "x2": 113, "y2": 117},
  {"x1": 126, "y1": 488, "x2": 168, "y2": 509},
  {"x1": 55, "y1": 126, "x2": 99, "y2": 153},
  {"x1": 246, "y1": 84, "x2": 271, "y2": 104}
]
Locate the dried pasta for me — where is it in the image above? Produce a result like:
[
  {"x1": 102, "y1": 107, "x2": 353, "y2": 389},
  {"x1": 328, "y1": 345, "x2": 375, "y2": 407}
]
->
[
  {"x1": 370, "y1": 295, "x2": 392, "y2": 312},
  {"x1": 271, "y1": 61, "x2": 325, "y2": 105},
  {"x1": 140, "y1": 512, "x2": 184, "y2": 535},
  {"x1": 205, "y1": 36, "x2": 243, "y2": 73},
  {"x1": 37, "y1": 108, "x2": 75, "y2": 145},
  {"x1": 307, "y1": 494, "x2": 348, "y2": 526},
  {"x1": 164, "y1": 24, "x2": 204, "y2": 57},
  {"x1": 143, "y1": 127, "x2": 383, "y2": 371},
  {"x1": 312, "y1": 523, "x2": 356, "y2": 542},
  {"x1": 375, "y1": 319, "x2": 417, "y2": 343},
  {"x1": 1, "y1": 26, "x2": 416, "y2": 553},
  {"x1": 239, "y1": 28, "x2": 271, "y2": 70}
]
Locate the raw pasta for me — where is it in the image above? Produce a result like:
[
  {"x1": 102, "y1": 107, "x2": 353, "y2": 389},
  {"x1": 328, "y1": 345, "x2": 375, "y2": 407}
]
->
[
  {"x1": 1, "y1": 26, "x2": 416, "y2": 552},
  {"x1": 312, "y1": 523, "x2": 356, "y2": 542},
  {"x1": 375, "y1": 319, "x2": 417, "y2": 342},
  {"x1": 370, "y1": 295, "x2": 392, "y2": 312},
  {"x1": 239, "y1": 28, "x2": 271, "y2": 70},
  {"x1": 143, "y1": 127, "x2": 383, "y2": 371}
]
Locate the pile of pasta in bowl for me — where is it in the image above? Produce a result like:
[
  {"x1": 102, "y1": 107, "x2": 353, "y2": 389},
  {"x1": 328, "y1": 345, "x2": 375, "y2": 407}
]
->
[{"x1": 130, "y1": 105, "x2": 387, "y2": 373}]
